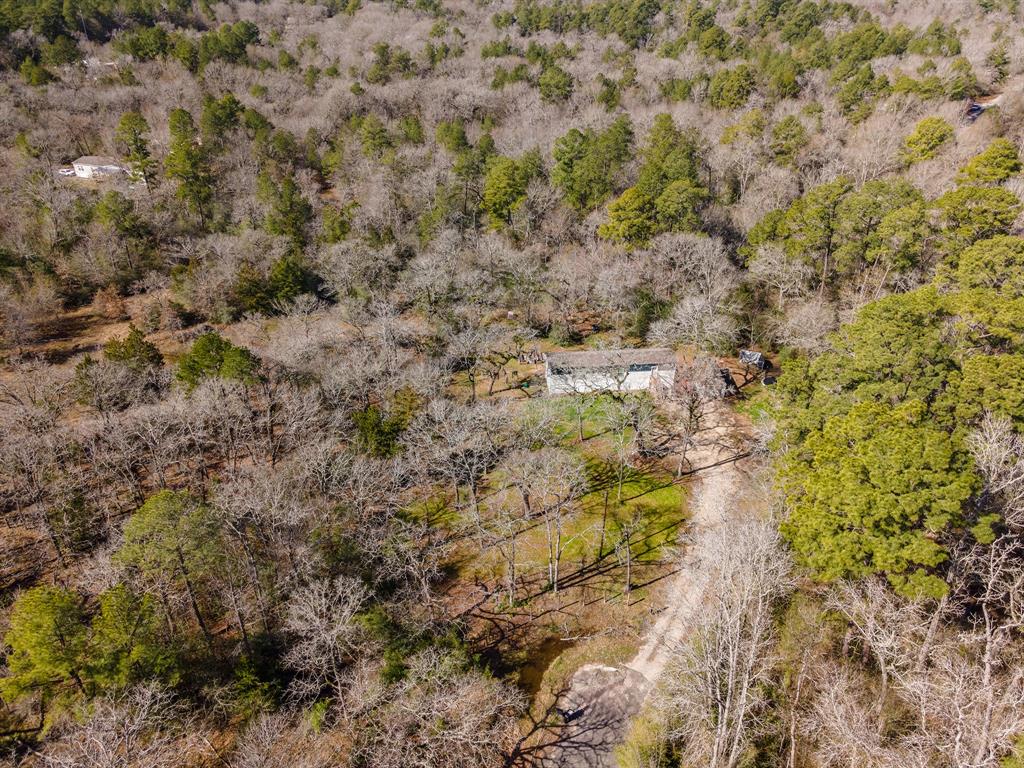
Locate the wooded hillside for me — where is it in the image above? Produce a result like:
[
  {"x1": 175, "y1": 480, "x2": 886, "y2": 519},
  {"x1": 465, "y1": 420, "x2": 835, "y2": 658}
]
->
[{"x1": 1, "y1": 0, "x2": 1024, "y2": 765}]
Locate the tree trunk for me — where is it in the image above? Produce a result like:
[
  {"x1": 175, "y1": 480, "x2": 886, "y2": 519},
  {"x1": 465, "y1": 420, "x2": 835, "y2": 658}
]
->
[
  {"x1": 239, "y1": 533, "x2": 271, "y2": 633},
  {"x1": 505, "y1": 538, "x2": 517, "y2": 604},
  {"x1": 598, "y1": 490, "x2": 609, "y2": 559},
  {"x1": 158, "y1": 586, "x2": 178, "y2": 636},
  {"x1": 228, "y1": 582, "x2": 252, "y2": 657},
  {"x1": 544, "y1": 517, "x2": 555, "y2": 591},
  {"x1": 617, "y1": 459, "x2": 625, "y2": 503},
  {"x1": 177, "y1": 548, "x2": 213, "y2": 649},
  {"x1": 973, "y1": 605, "x2": 997, "y2": 766},
  {"x1": 623, "y1": 537, "x2": 632, "y2": 606},
  {"x1": 915, "y1": 593, "x2": 947, "y2": 671},
  {"x1": 787, "y1": 658, "x2": 806, "y2": 768},
  {"x1": 552, "y1": 512, "x2": 562, "y2": 594}
]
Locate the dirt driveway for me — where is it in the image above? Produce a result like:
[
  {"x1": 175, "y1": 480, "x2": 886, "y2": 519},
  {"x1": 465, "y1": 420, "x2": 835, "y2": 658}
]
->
[{"x1": 545, "y1": 401, "x2": 751, "y2": 767}]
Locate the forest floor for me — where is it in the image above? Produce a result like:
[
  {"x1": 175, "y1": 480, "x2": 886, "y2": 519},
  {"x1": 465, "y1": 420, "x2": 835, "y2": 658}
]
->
[{"x1": 544, "y1": 399, "x2": 752, "y2": 767}]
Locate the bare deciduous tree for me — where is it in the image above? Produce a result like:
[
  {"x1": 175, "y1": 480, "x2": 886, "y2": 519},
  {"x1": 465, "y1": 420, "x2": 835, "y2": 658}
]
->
[
  {"x1": 40, "y1": 685, "x2": 205, "y2": 768},
  {"x1": 648, "y1": 294, "x2": 738, "y2": 353},
  {"x1": 660, "y1": 519, "x2": 793, "y2": 768},
  {"x1": 748, "y1": 244, "x2": 814, "y2": 312},
  {"x1": 283, "y1": 575, "x2": 370, "y2": 702},
  {"x1": 352, "y1": 649, "x2": 525, "y2": 768},
  {"x1": 0, "y1": 278, "x2": 61, "y2": 349}
]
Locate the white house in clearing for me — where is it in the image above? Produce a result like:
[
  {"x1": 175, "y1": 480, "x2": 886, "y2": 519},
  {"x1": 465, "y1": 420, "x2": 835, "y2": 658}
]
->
[
  {"x1": 72, "y1": 156, "x2": 128, "y2": 179},
  {"x1": 544, "y1": 348, "x2": 676, "y2": 395}
]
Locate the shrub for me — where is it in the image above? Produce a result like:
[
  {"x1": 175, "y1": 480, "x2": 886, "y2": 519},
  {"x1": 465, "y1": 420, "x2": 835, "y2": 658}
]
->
[
  {"x1": 176, "y1": 332, "x2": 260, "y2": 390},
  {"x1": 114, "y1": 26, "x2": 171, "y2": 60},
  {"x1": 40, "y1": 35, "x2": 81, "y2": 66},
  {"x1": 771, "y1": 115, "x2": 808, "y2": 166},
  {"x1": 538, "y1": 64, "x2": 574, "y2": 102},
  {"x1": 103, "y1": 325, "x2": 163, "y2": 371},
  {"x1": 958, "y1": 139, "x2": 1022, "y2": 185},
  {"x1": 660, "y1": 77, "x2": 694, "y2": 102},
  {"x1": 902, "y1": 117, "x2": 954, "y2": 164},
  {"x1": 19, "y1": 57, "x2": 55, "y2": 86}
]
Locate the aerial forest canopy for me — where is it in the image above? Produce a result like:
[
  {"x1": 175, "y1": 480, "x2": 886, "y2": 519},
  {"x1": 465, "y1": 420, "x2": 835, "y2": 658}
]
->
[{"x1": 1, "y1": 0, "x2": 1024, "y2": 765}]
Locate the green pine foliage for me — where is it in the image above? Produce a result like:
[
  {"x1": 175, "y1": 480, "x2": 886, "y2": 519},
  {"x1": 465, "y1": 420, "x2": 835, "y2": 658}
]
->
[
  {"x1": 775, "y1": 230, "x2": 1024, "y2": 597},
  {"x1": 115, "y1": 111, "x2": 157, "y2": 188},
  {"x1": 482, "y1": 150, "x2": 543, "y2": 228},
  {"x1": 260, "y1": 172, "x2": 314, "y2": 248},
  {"x1": 707, "y1": 64, "x2": 754, "y2": 108},
  {"x1": 116, "y1": 490, "x2": 224, "y2": 647},
  {"x1": 113, "y1": 25, "x2": 171, "y2": 60},
  {"x1": 957, "y1": 138, "x2": 1022, "y2": 184},
  {"x1": 749, "y1": 176, "x2": 1021, "y2": 284},
  {"x1": 0, "y1": 583, "x2": 175, "y2": 706},
  {"x1": 19, "y1": 56, "x2": 55, "y2": 85},
  {"x1": 165, "y1": 108, "x2": 214, "y2": 228},
  {"x1": 552, "y1": 116, "x2": 634, "y2": 212},
  {"x1": 779, "y1": 398, "x2": 977, "y2": 599},
  {"x1": 901, "y1": 116, "x2": 954, "y2": 164},
  {"x1": 770, "y1": 115, "x2": 808, "y2": 166},
  {"x1": 538, "y1": 63, "x2": 574, "y2": 102},
  {"x1": 0, "y1": 586, "x2": 88, "y2": 702},
  {"x1": 499, "y1": 0, "x2": 661, "y2": 48},
  {"x1": 366, "y1": 42, "x2": 413, "y2": 84},
  {"x1": 175, "y1": 332, "x2": 260, "y2": 390},
  {"x1": 599, "y1": 114, "x2": 707, "y2": 247},
  {"x1": 103, "y1": 325, "x2": 163, "y2": 371},
  {"x1": 933, "y1": 185, "x2": 1022, "y2": 255}
]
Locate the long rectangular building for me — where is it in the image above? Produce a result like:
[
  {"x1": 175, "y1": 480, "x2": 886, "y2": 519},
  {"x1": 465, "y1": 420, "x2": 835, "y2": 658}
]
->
[{"x1": 544, "y1": 348, "x2": 676, "y2": 394}]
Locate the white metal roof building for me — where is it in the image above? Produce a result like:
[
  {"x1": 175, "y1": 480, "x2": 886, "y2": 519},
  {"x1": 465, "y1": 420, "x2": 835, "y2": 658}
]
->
[
  {"x1": 544, "y1": 348, "x2": 676, "y2": 394},
  {"x1": 72, "y1": 156, "x2": 127, "y2": 179}
]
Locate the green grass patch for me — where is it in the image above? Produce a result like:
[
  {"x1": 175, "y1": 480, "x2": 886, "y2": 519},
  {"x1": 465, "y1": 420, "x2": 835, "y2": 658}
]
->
[
  {"x1": 544, "y1": 633, "x2": 638, "y2": 689},
  {"x1": 572, "y1": 459, "x2": 685, "y2": 563},
  {"x1": 524, "y1": 393, "x2": 609, "y2": 442},
  {"x1": 616, "y1": 709, "x2": 672, "y2": 768},
  {"x1": 490, "y1": 460, "x2": 684, "y2": 586},
  {"x1": 525, "y1": 392, "x2": 652, "y2": 446},
  {"x1": 734, "y1": 385, "x2": 774, "y2": 422},
  {"x1": 402, "y1": 495, "x2": 459, "y2": 528}
]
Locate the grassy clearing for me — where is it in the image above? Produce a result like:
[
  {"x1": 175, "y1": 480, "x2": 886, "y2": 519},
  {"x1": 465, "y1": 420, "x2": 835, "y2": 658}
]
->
[
  {"x1": 447, "y1": 389, "x2": 688, "y2": 598},
  {"x1": 523, "y1": 632, "x2": 642, "y2": 719},
  {"x1": 542, "y1": 633, "x2": 640, "y2": 692},
  {"x1": 615, "y1": 710, "x2": 673, "y2": 768},
  {"x1": 526, "y1": 391, "x2": 655, "y2": 445},
  {"x1": 509, "y1": 626, "x2": 643, "y2": 723},
  {"x1": 525, "y1": 391, "x2": 614, "y2": 442},
  {"x1": 402, "y1": 495, "x2": 461, "y2": 528},
  {"x1": 461, "y1": 458, "x2": 685, "y2": 600},
  {"x1": 432, "y1": 389, "x2": 690, "y2": 702},
  {"x1": 576, "y1": 460, "x2": 684, "y2": 561}
]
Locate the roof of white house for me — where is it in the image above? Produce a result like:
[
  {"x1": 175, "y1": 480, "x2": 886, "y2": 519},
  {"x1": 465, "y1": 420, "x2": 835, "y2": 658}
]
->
[
  {"x1": 545, "y1": 348, "x2": 676, "y2": 369},
  {"x1": 73, "y1": 155, "x2": 125, "y2": 167}
]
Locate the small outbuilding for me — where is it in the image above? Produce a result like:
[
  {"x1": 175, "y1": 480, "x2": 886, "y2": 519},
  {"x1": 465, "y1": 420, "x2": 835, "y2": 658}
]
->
[
  {"x1": 739, "y1": 350, "x2": 770, "y2": 371},
  {"x1": 544, "y1": 348, "x2": 676, "y2": 395},
  {"x1": 72, "y1": 156, "x2": 127, "y2": 179}
]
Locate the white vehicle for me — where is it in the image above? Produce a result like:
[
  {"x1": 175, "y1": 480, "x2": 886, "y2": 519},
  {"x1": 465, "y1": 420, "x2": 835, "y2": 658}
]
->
[{"x1": 58, "y1": 167, "x2": 76, "y2": 176}]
